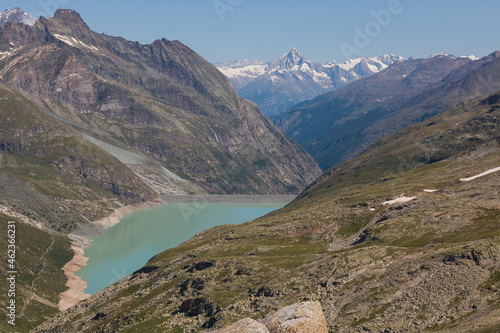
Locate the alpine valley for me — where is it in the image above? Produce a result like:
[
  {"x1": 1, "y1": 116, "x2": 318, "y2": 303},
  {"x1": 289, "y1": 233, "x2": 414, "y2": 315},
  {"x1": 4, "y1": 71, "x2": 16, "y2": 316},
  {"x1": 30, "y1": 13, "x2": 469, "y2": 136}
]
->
[
  {"x1": 216, "y1": 49, "x2": 406, "y2": 118},
  {"x1": 0, "y1": 8, "x2": 320, "y2": 332},
  {"x1": 274, "y1": 52, "x2": 500, "y2": 170},
  {"x1": 0, "y1": 7, "x2": 499, "y2": 333},
  {"x1": 36, "y1": 72, "x2": 500, "y2": 333}
]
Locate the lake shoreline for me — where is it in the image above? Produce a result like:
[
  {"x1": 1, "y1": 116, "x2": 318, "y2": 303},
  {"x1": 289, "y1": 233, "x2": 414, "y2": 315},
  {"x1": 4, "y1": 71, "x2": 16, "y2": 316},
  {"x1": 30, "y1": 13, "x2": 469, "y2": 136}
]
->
[
  {"x1": 59, "y1": 195, "x2": 295, "y2": 309},
  {"x1": 161, "y1": 194, "x2": 297, "y2": 203},
  {"x1": 58, "y1": 234, "x2": 91, "y2": 311},
  {"x1": 59, "y1": 198, "x2": 165, "y2": 310},
  {"x1": 94, "y1": 198, "x2": 165, "y2": 229}
]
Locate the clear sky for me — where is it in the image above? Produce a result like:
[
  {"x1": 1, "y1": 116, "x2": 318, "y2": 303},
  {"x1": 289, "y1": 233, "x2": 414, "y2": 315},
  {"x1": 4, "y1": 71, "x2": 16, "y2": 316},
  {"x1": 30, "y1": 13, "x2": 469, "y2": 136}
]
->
[{"x1": 4, "y1": 0, "x2": 499, "y2": 63}]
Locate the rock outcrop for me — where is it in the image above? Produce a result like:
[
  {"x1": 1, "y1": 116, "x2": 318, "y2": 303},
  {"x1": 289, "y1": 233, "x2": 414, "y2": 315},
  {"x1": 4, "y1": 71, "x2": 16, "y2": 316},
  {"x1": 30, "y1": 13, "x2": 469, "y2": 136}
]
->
[
  {"x1": 261, "y1": 302, "x2": 328, "y2": 333},
  {"x1": 212, "y1": 302, "x2": 327, "y2": 333}
]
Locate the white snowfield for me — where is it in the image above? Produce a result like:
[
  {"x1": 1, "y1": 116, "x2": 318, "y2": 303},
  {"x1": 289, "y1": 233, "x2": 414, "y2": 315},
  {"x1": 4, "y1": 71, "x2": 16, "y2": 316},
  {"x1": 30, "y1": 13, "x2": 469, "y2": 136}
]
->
[
  {"x1": 382, "y1": 196, "x2": 416, "y2": 205},
  {"x1": 53, "y1": 34, "x2": 99, "y2": 52},
  {"x1": 380, "y1": 165, "x2": 499, "y2": 207},
  {"x1": 218, "y1": 63, "x2": 267, "y2": 80},
  {"x1": 459, "y1": 167, "x2": 500, "y2": 182}
]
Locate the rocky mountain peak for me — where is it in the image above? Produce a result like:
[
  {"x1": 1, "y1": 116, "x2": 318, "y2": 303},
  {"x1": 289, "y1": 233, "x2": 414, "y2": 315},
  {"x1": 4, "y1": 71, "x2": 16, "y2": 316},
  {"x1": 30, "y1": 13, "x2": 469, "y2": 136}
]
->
[
  {"x1": 47, "y1": 9, "x2": 90, "y2": 31},
  {"x1": 54, "y1": 9, "x2": 82, "y2": 19},
  {"x1": 0, "y1": 7, "x2": 36, "y2": 26},
  {"x1": 0, "y1": 10, "x2": 322, "y2": 195},
  {"x1": 270, "y1": 47, "x2": 306, "y2": 70},
  {"x1": 377, "y1": 53, "x2": 406, "y2": 65},
  {"x1": 217, "y1": 51, "x2": 408, "y2": 117},
  {"x1": 486, "y1": 50, "x2": 500, "y2": 61}
]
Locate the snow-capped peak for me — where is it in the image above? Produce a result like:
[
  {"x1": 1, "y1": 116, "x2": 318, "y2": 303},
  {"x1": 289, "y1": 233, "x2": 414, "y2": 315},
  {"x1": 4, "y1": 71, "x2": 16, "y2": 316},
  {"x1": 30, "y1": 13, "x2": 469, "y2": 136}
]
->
[
  {"x1": 460, "y1": 55, "x2": 477, "y2": 61},
  {"x1": 0, "y1": 7, "x2": 36, "y2": 26},
  {"x1": 215, "y1": 58, "x2": 267, "y2": 69},
  {"x1": 326, "y1": 54, "x2": 407, "y2": 72},
  {"x1": 427, "y1": 52, "x2": 456, "y2": 59},
  {"x1": 376, "y1": 53, "x2": 406, "y2": 65},
  {"x1": 269, "y1": 47, "x2": 306, "y2": 70}
]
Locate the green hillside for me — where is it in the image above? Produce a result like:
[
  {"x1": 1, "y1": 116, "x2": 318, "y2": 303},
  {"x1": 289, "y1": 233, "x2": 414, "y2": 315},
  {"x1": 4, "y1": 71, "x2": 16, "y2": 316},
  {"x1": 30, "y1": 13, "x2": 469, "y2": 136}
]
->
[{"x1": 0, "y1": 214, "x2": 73, "y2": 333}]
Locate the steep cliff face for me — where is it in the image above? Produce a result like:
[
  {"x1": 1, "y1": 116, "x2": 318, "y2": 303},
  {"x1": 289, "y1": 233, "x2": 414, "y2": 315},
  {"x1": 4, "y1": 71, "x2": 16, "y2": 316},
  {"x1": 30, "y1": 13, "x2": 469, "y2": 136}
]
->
[{"x1": 0, "y1": 9, "x2": 321, "y2": 194}]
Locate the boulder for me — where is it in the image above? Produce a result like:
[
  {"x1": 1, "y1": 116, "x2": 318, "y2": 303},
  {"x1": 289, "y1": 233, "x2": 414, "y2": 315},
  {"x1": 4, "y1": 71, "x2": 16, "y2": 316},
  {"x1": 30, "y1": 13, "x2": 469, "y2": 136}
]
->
[{"x1": 261, "y1": 301, "x2": 328, "y2": 333}]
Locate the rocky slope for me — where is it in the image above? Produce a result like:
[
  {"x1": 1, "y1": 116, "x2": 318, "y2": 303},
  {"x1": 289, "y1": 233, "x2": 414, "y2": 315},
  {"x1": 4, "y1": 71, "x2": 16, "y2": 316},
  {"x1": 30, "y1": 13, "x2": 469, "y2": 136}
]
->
[
  {"x1": 0, "y1": 9, "x2": 321, "y2": 195},
  {"x1": 0, "y1": 68, "x2": 175, "y2": 333},
  {"x1": 216, "y1": 49, "x2": 405, "y2": 117},
  {"x1": 35, "y1": 90, "x2": 500, "y2": 332},
  {"x1": 275, "y1": 51, "x2": 500, "y2": 170},
  {"x1": 0, "y1": 84, "x2": 158, "y2": 233}
]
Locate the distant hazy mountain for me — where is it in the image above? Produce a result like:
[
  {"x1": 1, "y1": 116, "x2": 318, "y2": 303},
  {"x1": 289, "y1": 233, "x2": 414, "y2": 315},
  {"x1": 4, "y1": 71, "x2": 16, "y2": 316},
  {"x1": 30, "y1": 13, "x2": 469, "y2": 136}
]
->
[
  {"x1": 216, "y1": 49, "x2": 406, "y2": 117},
  {"x1": 274, "y1": 51, "x2": 500, "y2": 170},
  {"x1": 0, "y1": 7, "x2": 36, "y2": 26}
]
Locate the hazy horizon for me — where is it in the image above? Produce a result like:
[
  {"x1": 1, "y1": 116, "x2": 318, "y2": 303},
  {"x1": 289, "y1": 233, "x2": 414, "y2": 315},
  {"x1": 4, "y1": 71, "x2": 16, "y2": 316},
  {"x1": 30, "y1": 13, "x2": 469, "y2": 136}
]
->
[{"x1": 2, "y1": 1, "x2": 497, "y2": 63}]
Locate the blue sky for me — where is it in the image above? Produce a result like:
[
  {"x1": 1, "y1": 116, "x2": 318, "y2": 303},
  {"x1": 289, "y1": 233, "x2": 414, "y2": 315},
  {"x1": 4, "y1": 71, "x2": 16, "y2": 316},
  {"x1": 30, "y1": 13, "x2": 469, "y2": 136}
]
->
[{"x1": 4, "y1": 0, "x2": 499, "y2": 63}]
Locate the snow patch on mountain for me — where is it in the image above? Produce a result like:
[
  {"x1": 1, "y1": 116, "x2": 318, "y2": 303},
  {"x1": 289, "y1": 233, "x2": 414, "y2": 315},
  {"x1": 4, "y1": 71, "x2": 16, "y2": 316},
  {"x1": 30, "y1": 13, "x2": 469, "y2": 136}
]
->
[
  {"x1": 461, "y1": 55, "x2": 477, "y2": 61},
  {"x1": 53, "y1": 34, "x2": 99, "y2": 52},
  {"x1": 0, "y1": 8, "x2": 36, "y2": 26}
]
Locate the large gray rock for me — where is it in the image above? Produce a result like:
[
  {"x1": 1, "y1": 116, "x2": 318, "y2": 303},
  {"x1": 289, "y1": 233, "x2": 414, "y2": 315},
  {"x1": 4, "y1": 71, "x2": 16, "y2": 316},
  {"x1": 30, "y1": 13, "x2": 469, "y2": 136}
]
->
[
  {"x1": 212, "y1": 318, "x2": 269, "y2": 332},
  {"x1": 261, "y1": 301, "x2": 328, "y2": 333}
]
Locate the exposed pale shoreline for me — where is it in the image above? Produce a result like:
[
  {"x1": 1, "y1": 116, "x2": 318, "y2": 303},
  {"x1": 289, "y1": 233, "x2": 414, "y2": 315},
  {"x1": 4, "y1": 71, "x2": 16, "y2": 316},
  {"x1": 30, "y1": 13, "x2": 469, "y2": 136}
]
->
[
  {"x1": 93, "y1": 198, "x2": 165, "y2": 229},
  {"x1": 59, "y1": 235, "x2": 91, "y2": 311},
  {"x1": 59, "y1": 198, "x2": 165, "y2": 310}
]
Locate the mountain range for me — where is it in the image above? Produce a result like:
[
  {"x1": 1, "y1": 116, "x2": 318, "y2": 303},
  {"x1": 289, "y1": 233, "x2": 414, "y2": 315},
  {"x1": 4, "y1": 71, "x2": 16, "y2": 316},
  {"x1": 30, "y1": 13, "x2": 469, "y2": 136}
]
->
[
  {"x1": 0, "y1": 9, "x2": 321, "y2": 198},
  {"x1": 0, "y1": 7, "x2": 499, "y2": 333},
  {"x1": 0, "y1": 8, "x2": 320, "y2": 330},
  {"x1": 216, "y1": 49, "x2": 406, "y2": 117},
  {"x1": 275, "y1": 51, "x2": 500, "y2": 170}
]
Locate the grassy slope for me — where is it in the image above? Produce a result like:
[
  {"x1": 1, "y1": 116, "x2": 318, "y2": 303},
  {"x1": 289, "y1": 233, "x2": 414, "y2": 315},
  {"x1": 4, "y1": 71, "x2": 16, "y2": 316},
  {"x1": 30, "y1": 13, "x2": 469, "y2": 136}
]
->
[
  {"x1": 35, "y1": 92, "x2": 500, "y2": 332},
  {"x1": 0, "y1": 214, "x2": 73, "y2": 332}
]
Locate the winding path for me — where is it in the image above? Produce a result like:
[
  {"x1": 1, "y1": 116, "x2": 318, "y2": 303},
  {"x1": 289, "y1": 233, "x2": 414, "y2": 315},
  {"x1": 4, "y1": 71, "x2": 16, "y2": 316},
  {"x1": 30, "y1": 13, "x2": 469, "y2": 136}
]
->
[{"x1": 19, "y1": 235, "x2": 56, "y2": 317}]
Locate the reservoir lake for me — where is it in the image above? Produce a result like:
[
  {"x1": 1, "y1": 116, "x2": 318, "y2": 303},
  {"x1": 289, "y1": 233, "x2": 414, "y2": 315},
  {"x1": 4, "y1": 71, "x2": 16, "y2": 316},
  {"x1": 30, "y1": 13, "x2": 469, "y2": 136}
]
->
[{"x1": 76, "y1": 199, "x2": 289, "y2": 294}]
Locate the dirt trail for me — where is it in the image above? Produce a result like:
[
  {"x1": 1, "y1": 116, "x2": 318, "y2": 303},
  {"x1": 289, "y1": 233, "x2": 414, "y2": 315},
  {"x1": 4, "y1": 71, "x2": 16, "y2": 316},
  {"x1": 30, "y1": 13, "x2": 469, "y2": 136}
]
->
[{"x1": 19, "y1": 235, "x2": 55, "y2": 317}]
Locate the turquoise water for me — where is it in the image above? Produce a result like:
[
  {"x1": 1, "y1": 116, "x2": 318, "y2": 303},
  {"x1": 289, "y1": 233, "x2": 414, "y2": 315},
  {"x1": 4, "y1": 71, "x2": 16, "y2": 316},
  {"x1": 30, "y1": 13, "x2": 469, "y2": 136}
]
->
[{"x1": 76, "y1": 201, "x2": 287, "y2": 295}]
